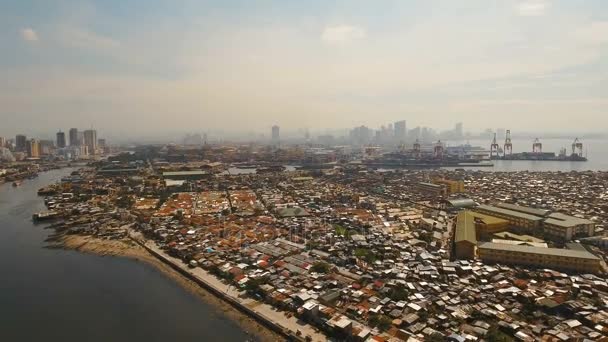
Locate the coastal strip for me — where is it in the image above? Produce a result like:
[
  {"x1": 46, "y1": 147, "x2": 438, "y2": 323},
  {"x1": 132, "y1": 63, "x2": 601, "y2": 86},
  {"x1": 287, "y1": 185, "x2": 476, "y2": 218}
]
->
[{"x1": 57, "y1": 234, "x2": 289, "y2": 342}]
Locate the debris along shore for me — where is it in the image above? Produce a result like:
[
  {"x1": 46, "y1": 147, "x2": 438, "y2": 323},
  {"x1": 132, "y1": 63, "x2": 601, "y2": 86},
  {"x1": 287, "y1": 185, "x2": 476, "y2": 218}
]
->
[{"x1": 46, "y1": 232, "x2": 285, "y2": 342}]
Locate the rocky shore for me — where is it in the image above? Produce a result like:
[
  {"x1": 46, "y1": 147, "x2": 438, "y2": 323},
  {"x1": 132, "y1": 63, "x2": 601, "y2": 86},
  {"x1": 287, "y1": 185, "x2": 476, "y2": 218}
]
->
[{"x1": 54, "y1": 234, "x2": 284, "y2": 342}]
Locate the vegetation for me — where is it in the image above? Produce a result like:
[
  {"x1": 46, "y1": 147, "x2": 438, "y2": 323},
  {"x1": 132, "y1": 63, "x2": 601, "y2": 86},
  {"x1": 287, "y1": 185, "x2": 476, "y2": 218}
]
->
[
  {"x1": 368, "y1": 314, "x2": 392, "y2": 331},
  {"x1": 354, "y1": 248, "x2": 377, "y2": 263},
  {"x1": 387, "y1": 287, "x2": 409, "y2": 301},
  {"x1": 311, "y1": 261, "x2": 331, "y2": 274}
]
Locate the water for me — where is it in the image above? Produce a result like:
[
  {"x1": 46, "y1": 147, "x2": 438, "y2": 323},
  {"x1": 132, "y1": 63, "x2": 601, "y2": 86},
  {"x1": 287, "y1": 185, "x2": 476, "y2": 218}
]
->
[
  {"x1": 447, "y1": 138, "x2": 608, "y2": 171},
  {"x1": 0, "y1": 169, "x2": 251, "y2": 342}
]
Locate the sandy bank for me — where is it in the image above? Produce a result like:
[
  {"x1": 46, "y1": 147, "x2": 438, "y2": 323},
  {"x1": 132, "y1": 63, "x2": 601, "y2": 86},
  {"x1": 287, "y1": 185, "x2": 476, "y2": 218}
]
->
[{"x1": 58, "y1": 234, "x2": 284, "y2": 342}]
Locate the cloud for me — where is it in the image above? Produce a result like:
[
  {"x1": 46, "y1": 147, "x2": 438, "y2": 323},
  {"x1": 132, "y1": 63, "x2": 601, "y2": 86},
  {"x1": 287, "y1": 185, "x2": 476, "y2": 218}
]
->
[
  {"x1": 20, "y1": 28, "x2": 39, "y2": 42},
  {"x1": 516, "y1": 0, "x2": 550, "y2": 16},
  {"x1": 321, "y1": 25, "x2": 366, "y2": 44}
]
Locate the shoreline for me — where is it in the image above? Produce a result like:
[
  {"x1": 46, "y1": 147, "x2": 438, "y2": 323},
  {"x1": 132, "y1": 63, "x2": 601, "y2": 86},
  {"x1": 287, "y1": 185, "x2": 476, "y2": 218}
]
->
[{"x1": 55, "y1": 234, "x2": 285, "y2": 342}]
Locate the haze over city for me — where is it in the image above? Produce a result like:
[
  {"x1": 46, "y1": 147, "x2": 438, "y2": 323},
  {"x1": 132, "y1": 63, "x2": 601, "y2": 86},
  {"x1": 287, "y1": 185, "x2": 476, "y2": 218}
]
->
[{"x1": 1, "y1": 0, "x2": 608, "y2": 139}]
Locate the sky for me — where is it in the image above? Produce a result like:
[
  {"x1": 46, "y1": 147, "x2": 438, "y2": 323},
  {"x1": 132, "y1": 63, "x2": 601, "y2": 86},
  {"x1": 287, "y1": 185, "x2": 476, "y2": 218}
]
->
[{"x1": 1, "y1": 0, "x2": 608, "y2": 140}]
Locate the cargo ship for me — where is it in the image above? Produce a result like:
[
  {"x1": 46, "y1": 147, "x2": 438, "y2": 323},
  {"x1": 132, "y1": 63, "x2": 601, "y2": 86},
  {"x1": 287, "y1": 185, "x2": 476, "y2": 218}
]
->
[{"x1": 489, "y1": 135, "x2": 587, "y2": 162}]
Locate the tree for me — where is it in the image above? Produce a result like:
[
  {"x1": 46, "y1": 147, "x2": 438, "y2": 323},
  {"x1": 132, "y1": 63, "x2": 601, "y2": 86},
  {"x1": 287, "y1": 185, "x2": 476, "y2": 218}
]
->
[{"x1": 311, "y1": 261, "x2": 331, "y2": 274}]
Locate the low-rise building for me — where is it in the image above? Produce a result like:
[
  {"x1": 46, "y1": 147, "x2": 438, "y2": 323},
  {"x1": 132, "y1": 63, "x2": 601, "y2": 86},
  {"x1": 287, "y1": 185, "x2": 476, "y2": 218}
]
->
[{"x1": 478, "y1": 242, "x2": 601, "y2": 273}]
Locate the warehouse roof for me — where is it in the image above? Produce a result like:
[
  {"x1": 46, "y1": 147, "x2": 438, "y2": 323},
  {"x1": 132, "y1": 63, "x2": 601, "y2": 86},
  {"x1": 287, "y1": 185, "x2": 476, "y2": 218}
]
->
[
  {"x1": 545, "y1": 212, "x2": 594, "y2": 228},
  {"x1": 475, "y1": 204, "x2": 543, "y2": 222},
  {"x1": 497, "y1": 203, "x2": 550, "y2": 217},
  {"x1": 478, "y1": 242, "x2": 600, "y2": 260},
  {"x1": 455, "y1": 211, "x2": 508, "y2": 244}
]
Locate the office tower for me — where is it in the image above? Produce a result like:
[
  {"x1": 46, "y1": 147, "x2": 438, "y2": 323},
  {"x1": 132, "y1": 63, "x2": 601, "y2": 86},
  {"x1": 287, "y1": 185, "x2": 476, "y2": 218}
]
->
[
  {"x1": 0, "y1": 137, "x2": 6, "y2": 148},
  {"x1": 15, "y1": 134, "x2": 27, "y2": 152},
  {"x1": 26, "y1": 139, "x2": 40, "y2": 158},
  {"x1": 56, "y1": 131, "x2": 66, "y2": 148},
  {"x1": 271, "y1": 125, "x2": 280, "y2": 144},
  {"x1": 98, "y1": 138, "x2": 106, "y2": 147},
  {"x1": 69, "y1": 128, "x2": 79, "y2": 146},
  {"x1": 394, "y1": 120, "x2": 407, "y2": 142},
  {"x1": 83, "y1": 129, "x2": 97, "y2": 155},
  {"x1": 455, "y1": 122, "x2": 463, "y2": 139}
]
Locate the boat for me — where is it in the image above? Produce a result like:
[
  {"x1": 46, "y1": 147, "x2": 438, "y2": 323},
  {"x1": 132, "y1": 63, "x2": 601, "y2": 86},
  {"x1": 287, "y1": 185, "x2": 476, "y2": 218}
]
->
[
  {"x1": 37, "y1": 186, "x2": 57, "y2": 196},
  {"x1": 32, "y1": 210, "x2": 61, "y2": 221},
  {"x1": 12, "y1": 180, "x2": 22, "y2": 187}
]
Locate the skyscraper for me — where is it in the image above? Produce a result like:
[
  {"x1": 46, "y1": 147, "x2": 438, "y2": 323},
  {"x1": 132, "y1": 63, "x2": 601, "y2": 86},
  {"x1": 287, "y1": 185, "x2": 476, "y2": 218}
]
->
[
  {"x1": 394, "y1": 120, "x2": 407, "y2": 143},
  {"x1": 26, "y1": 139, "x2": 40, "y2": 158},
  {"x1": 455, "y1": 122, "x2": 463, "y2": 139},
  {"x1": 83, "y1": 129, "x2": 97, "y2": 154},
  {"x1": 69, "y1": 128, "x2": 79, "y2": 146},
  {"x1": 271, "y1": 125, "x2": 280, "y2": 144},
  {"x1": 0, "y1": 137, "x2": 6, "y2": 148},
  {"x1": 15, "y1": 134, "x2": 27, "y2": 152},
  {"x1": 56, "y1": 131, "x2": 66, "y2": 148}
]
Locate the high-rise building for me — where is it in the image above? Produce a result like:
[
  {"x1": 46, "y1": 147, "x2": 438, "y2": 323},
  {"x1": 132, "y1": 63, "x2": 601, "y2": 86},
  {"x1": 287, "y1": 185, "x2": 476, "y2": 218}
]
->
[
  {"x1": 26, "y1": 139, "x2": 40, "y2": 158},
  {"x1": 271, "y1": 125, "x2": 280, "y2": 144},
  {"x1": 83, "y1": 129, "x2": 97, "y2": 154},
  {"x1": 455, "y1": 122, "x2": 463, "y2": 139},
  {"x1": 0, "y1": 137, "x2": 6, "y2": 148},
  {"x1": 56, "y1": 131, "x2": 66, "y2": 148},
  {"x1": 15, "y1": 134, "x2": 27, "y2": 152},
  {"x1": 69, "y1": 128, "x2": 79, "y2": 146},
  {"x1": 394, "y1": 120, "x2": 407, "y2": 142}
]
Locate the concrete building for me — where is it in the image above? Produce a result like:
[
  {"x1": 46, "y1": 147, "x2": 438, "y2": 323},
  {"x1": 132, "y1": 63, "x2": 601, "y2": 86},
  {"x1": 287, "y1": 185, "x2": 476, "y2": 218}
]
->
[
  {"x1": 271, "y1": 125, "x2": 280, "y2": 145},
  {"x1": 83, "y1": 129, "x2": 97, "y2": 155},
  {"x1": 56, "y1": 131, "x2": 66, "y2": 148},
  {"x1": 478, "y1": 242, "x2": 601, "y2": 274},
  {"x1": 433, "y1": 179, "x2": 464, "y2": 194},
  {"x1": 475, "y1": 203, "x2": 595, "y2": 241},
  {"x1": 15, "y1": 134, "x2": 27, "y2": 152},
  {"x1": 26, "y1": 139, "x2": 40, "y2": 158},
  {"x1": 69, "y1": 128, "x2": 79, "y2": 146},
  {"x1": 454, "y1": 211, "x2": 509, "y2": 259},
  {"x1": 543, "y1": 213, "x2": 595, "y2": 241},
  {"x1": 416, "y1": 182, "x2": 446, "y2": 197},
  {"x1": 0, "y1": 136, "x2": 6, "y2": 148},
  {"x1": 474, "y1": 204, "x2": 543, "y2": 231},
  {"x1": 394, "y1": 120, "x2": 406, "y2": 143}
]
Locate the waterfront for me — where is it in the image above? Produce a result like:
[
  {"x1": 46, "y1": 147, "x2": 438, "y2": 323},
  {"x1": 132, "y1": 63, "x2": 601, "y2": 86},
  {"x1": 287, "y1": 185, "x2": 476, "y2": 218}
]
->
[
  {"x1": 447, "y1": 138, "x2": 608, "y2": 171},
  {"x1": 0, "y1": 169, "x2": 254, "y2": 342}
]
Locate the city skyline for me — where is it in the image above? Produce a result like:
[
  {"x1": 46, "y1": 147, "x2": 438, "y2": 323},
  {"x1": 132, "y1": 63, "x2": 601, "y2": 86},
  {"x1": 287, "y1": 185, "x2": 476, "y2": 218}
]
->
[{"x1": 1, "y1": 0, "x2": 608, "y2": 136}]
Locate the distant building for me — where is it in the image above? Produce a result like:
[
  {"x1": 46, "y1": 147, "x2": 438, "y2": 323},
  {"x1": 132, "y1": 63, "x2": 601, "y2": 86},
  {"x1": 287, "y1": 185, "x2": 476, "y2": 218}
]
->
[
  {"x1": 394, "y1": 120, "x2": 406, "y2": 143},
  {"x1": 26, "y1": 139, "x2": 40, "y2": 158},
  {"x1": 56, "y1": 131, "x2": 66, "y2": 148},
  {"x1": 69, "y1": 128, "x2": 79, "y2": 146},
  {"x1": 83, "y1": 129, "x2": 97, "y2": 155},
  {"x1": 0, "y1": 136, "x2": 6, "y2": 148},
  {"x1": 15, "y1": 134, "x2": 27, "y2": 152},
  {"x1": 271, "y1": 125, "x2": 280, "y2": 144},
  {"x1": 454, "y1": 122, "x2": 463, "y2": 139},
  {"x1": 39, "y1": 140, "x2": 54, "y2": 155}
]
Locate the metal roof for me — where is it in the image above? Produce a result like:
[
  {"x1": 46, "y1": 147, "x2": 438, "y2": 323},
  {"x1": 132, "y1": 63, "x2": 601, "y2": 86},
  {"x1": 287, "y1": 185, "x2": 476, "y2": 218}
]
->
[
  {"x1": 475, "y1": 204, "x2": 543, "y2": 222},
  {"x1": 478, "y1": 242, "x2": 600, "y2": 260},
  {"x1": 496, "y1": 203, "x2": 550, "y2": 217}
]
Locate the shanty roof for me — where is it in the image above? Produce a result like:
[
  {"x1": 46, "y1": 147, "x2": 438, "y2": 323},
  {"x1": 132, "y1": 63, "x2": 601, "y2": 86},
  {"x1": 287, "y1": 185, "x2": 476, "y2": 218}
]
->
[{"x1": 478, "y1": 242, "x2": 600, "y2": 260}]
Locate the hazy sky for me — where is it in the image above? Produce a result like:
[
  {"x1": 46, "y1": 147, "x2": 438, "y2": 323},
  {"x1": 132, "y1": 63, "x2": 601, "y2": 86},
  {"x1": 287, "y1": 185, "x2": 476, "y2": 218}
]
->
[{"x1": 1, "y1": 0, "x2": 607, "y2": 138}]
